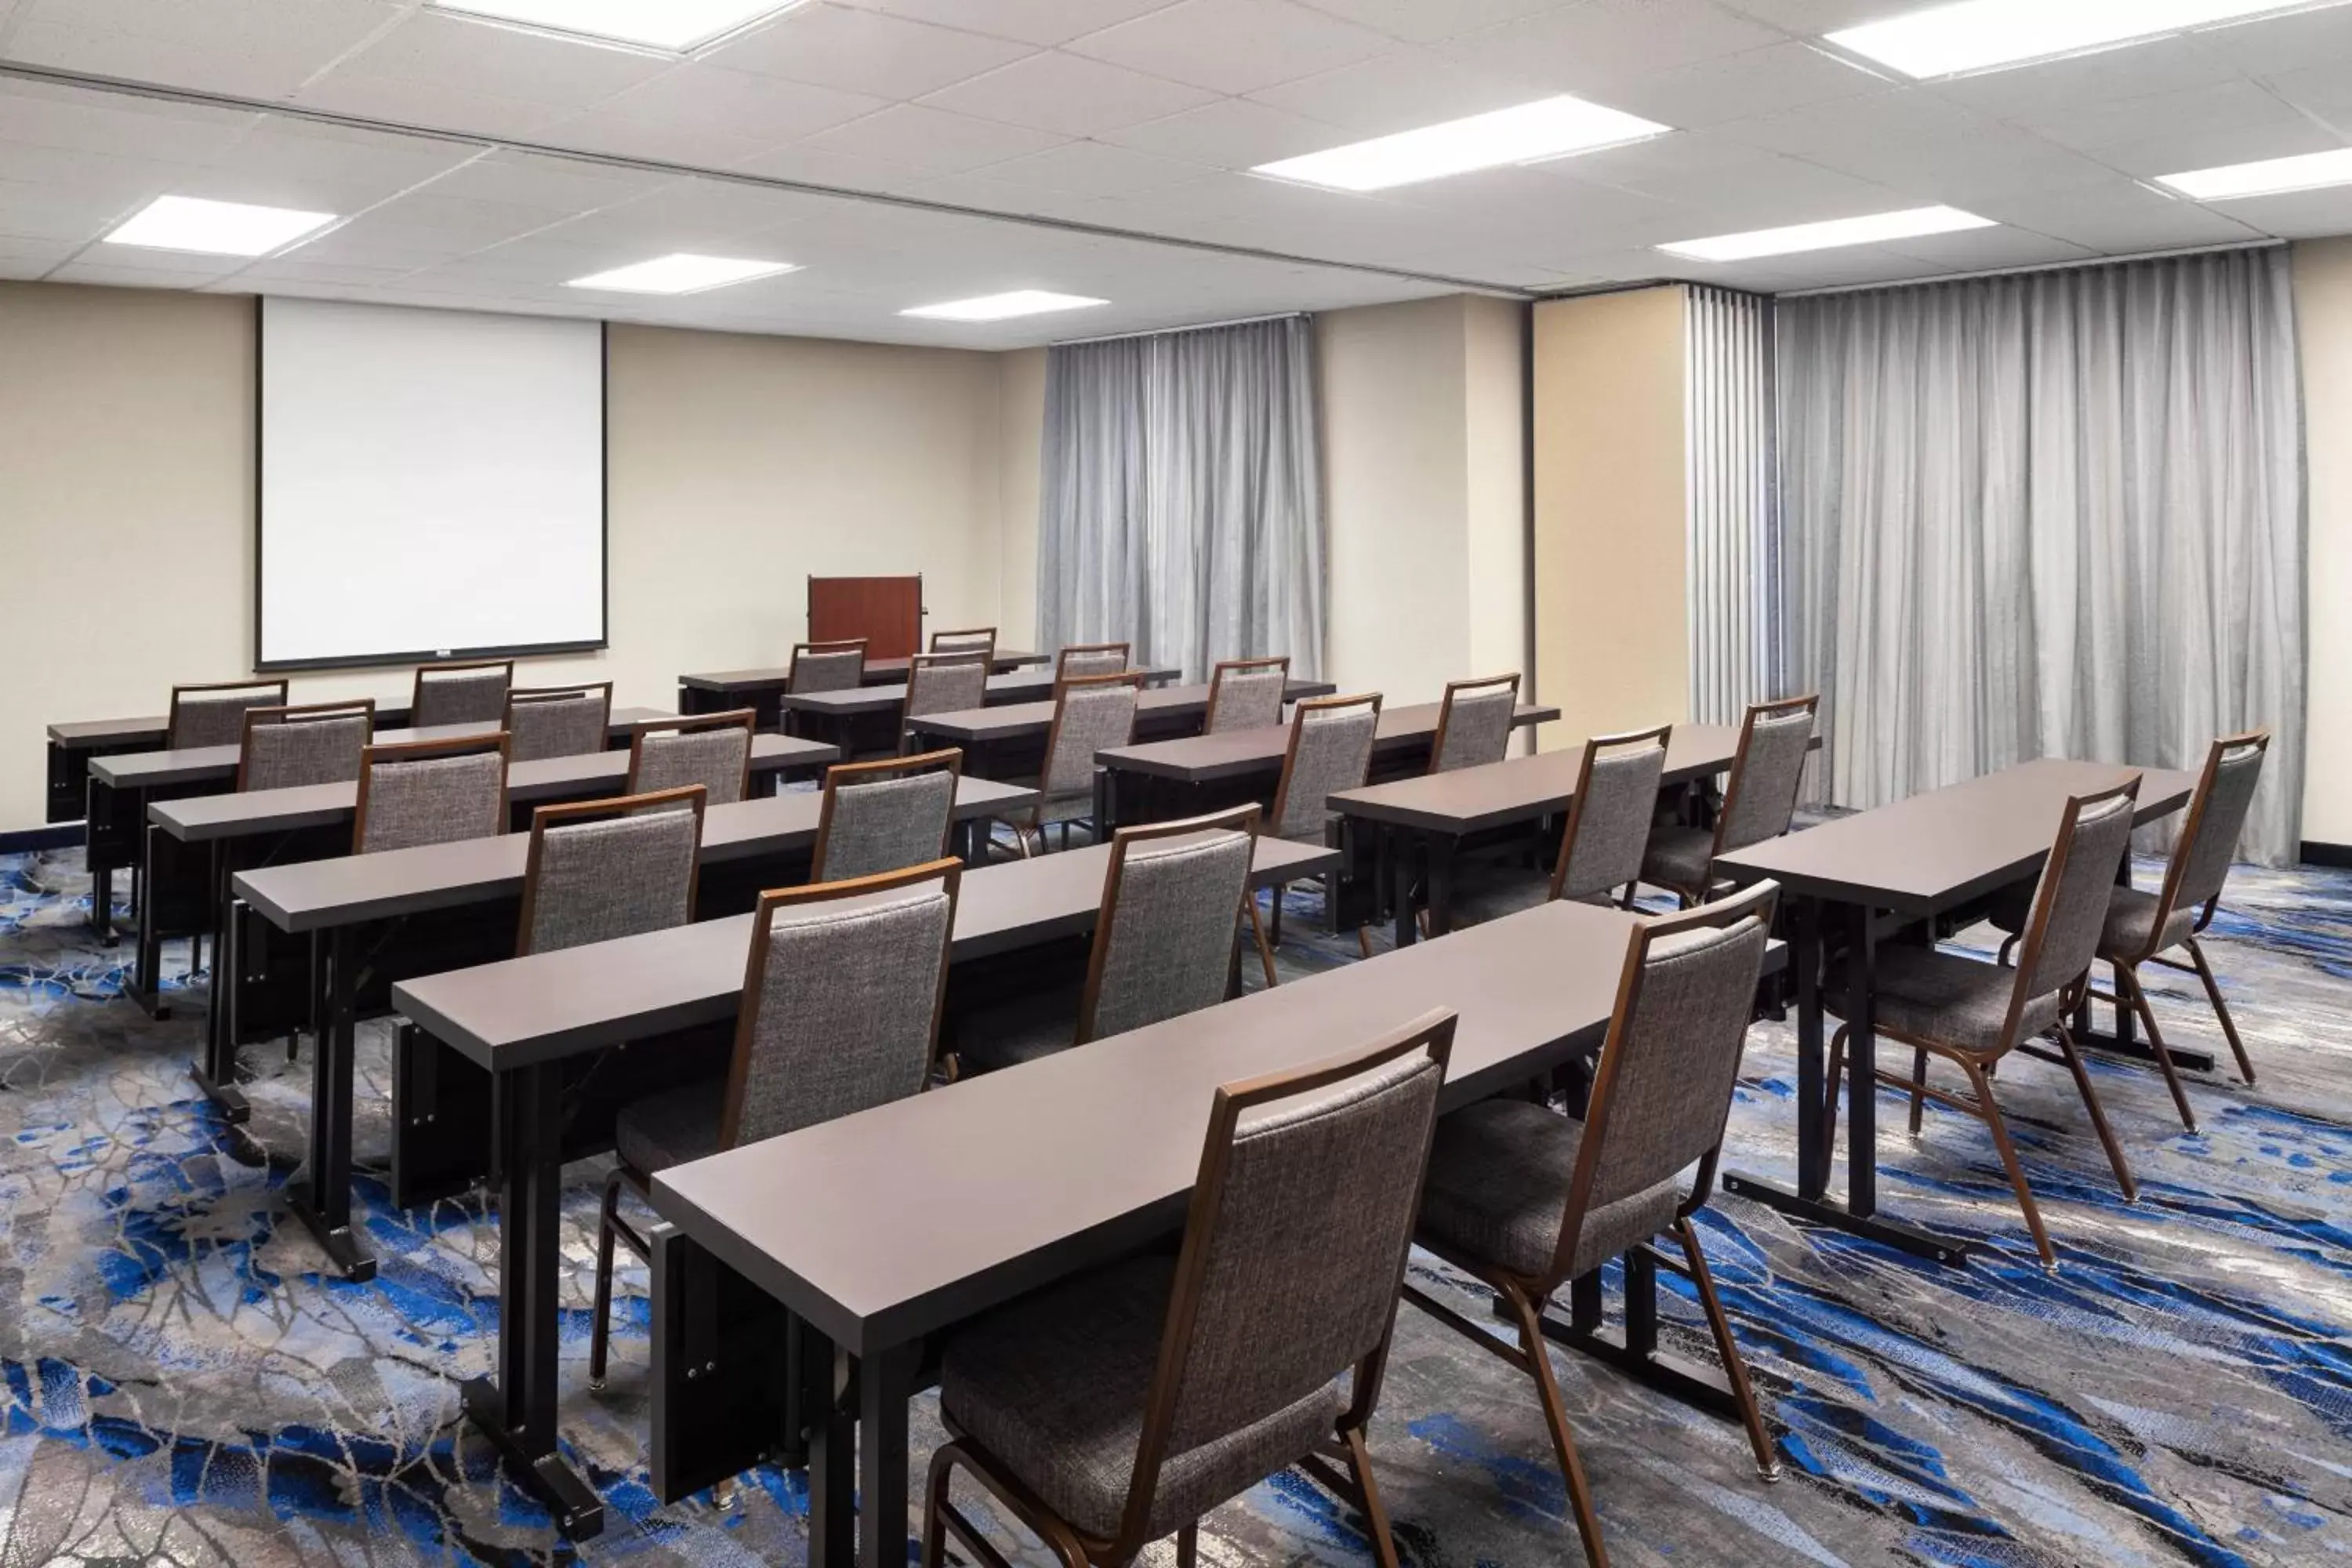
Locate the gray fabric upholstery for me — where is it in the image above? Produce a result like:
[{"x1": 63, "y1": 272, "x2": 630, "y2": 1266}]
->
[
  {"x1": 524, "y1": 810, "x2": 698, "y2": 955},
  {"x1": 633, "y1": 727, "x2": 750, "y2": 805},
  {"x1": 1420, "y1": 1099, "x2": 1667, "y2": 1280},
  {"x1": 1639, "y1": 823, "x2": 1717, "y2": 895},
  {"x1": 1835, "y1": 944, "x2": 2061, "y2": 1056},
  {"x1": 789, "y1": 648, "x2": 865, "y2": 695},
  {"x1": 1432, "y1": 684, "x2": 1516, "y2": 773},
  {"x1": 358, "y1": 752, "x2": 504, "y2": 852},
  {"x1": 241, "y1": 713, "x2": 368, "y2": 792},
  {"x1": 818, "y1": 768, "x2": 955, "y2": 880},
  {"x1": 1090, "y1": 828, "x2": 1252, "y2": 1040},
  {"x1": 613, "y1": 1080, "x2": 723, "y2": 1174},
  {"x1": 1557, "y1": 742, "x2": 1668, "y2": 902},
  {"x1": 906, "y1": 657, "x2": 990, "y2": 720},
  {"x1": 933, "y1": 631, "x2": 996, "y2": 659},
  {"x1": 1272, "y1": 704, "x2": 1377, "y2": 842},
  {"x1": 2173, "y1": 743, "x2": 2266, "y2": 913},
  {"x1": 731, "y1": 884, "x2": 952, "y2": 1145},
  {"x1": 1058, "y1": 647, "x2": 1130, "y2": 682},
  {"x1": 506, "y1": 692, "x2": 608, "y2": 762},
  {"x1": 1207, "y1": 666, "x2": 1287, "y2": 734},
  {"x1": 171, "y1": 688, "x2": 284, "y2": 750},
  {"x1": 1041, "y1": 683, "x2": 1140, "y2": 805},
  {"x1": 2021, "y1": 791, "x2": 2138, "y2": 1000},
  {"x1": 1986, "y1": 882, "x2": 2195, "y2": 964},
  {"x1": 1718, "y1": 707, "x2": 1815, "y2": 852},
  {"x1": 412, "y1": 668, "x2": 510, "y2": 728}
]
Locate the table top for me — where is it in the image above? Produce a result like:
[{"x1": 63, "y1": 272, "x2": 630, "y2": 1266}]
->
[
  {"x1": 87, "y1": 708, "x2": 679, "y2": 791},
  {"x1": 146, "y1": 733, "x2": 837, "y2": 843},
  {"x1": 906, "y1": 677, "x2": 1339, "y2": 744},
  {"x1": 232, "y1": 776, "x2": 1036, "y2": 933},
  {"x1": 679, "y1": 651, "x2": 1048, "y2": 693},
  {"x1": 1096, "y1": 699, "x2": 1560, "y2": 784},
  {"x1": 1714, "y1": 757, "x2": 2202, "y2": 915},
  {"x1": 48, "y1": 702, "x2": 406, "y2": 749},
  {"x1": 778, "y1": 665, "x2": 1183, "y2": 719},
  {"x1": 392, "y1": 834, "x2": 1341, "y2": 1075}
]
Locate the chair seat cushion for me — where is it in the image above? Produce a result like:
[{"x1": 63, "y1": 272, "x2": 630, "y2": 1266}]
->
[
  {"x1": 1639, "y1": 825, "x2": 1715, "y2": 895},
  {"x1": 1418, "y1": 1098, "x2": 1679, "y2": 1282},
  {"x1": 613, "y1": 1080, "x2": 724, "y2": 1175},
  {"x1": 941, "y1": 1256, "x2": 1343, "y2": 1541},
  {"x1": 1984, "y1": 882, "x2": 2194, "y2": 962},
  {"x1": 1831, "y1": 945, "x2": 2058, "y2": 1056}
]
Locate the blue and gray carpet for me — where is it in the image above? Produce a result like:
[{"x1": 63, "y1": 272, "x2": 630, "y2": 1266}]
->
[{"x1": 1, "y1": 841, "x2": 2347, "y2": 1565}]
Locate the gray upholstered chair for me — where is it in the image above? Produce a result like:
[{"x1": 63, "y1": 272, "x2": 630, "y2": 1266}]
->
[
  {"x1": 169, "y1": 678, "x2": 289, "y2": 750},
  {"x1": 1263, "y1": 692, "x2": 1383, "y2": 955},
  {"x1": 589, "y1": 857, "x2": 961, "y2": 1389},
  {"x1": 409, "y1": 660, "x2": 512, "y2": 729},
  {"x1": 811, "y1": 748, "x2": 962, "y2": 881},
  {"x1": 931, "y1": 626, "x2": 998, "y2": 665},
  {"x1": 1552, "y1": 724, "x2": 1673, "y2": 906},
  {"x1": 352, "y1": 734, "x2": 510, "y2": 854},
  {"x1": 514, "y1": 786, "x2": 705, "y2": 957},
  {"x1": 1406, "y1": 883, "x2": 1781, "y2": 1567},
  {"x1": 1205, "y1": 655, "x2": 1290, "y2": 734},
  {"x1": 787, "y1": 639, "x2": 867, "y2": 695},
  {"x1": 1826, "y1": 779, "x2": 2142, "y2": 1269},
  {"x1": 902, "y1": 653, "x2": 993, "y2": 751},
  {"x1": 1055, "y1": 641, "x2": 1131, "y2": 684},
  {"x1": 927, "y1": 1010, "x2": 1455, "y2": 1568},
  {"x1": 1986, "y1": 730, "x2": 2270, "y2": 1129},
  {"x1": 236, "y1": 701, "x2": 374, "y2": 792},
  {"x1": 626, "y1": 710, "x2": 755, "y2": 806},
  {"x1": 502, "y1": 683, "x2": 612, "y2": 763},
  {"x1": 1428, "y1": 673, "x2": 1519, "y2": 774},
  {"x1": 958, "y1": 806, "x2": 1276, "y2": 1075},
  {"x1": 1640, "y1": 693, "x2": 1817, "y2": 907},
  {"x1": 1022, "y1": 672, "x2": 1145, "y2": 855}
]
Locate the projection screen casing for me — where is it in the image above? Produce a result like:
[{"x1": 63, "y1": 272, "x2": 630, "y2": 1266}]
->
[{"x1": 257, "y1": 296, "x2": 607, "y2": 670}]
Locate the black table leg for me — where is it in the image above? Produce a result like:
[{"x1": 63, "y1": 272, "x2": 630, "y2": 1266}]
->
[
  {"x1": 285, "y1": 925, "x2": 375, "y2": 1281},
  {"x1": 131, "y1": 825, "x2": 169, "y2": 1018},
  {"x1": 465, "y1": 1057, "x2": 604, "y2": 1539},
  {"x1": 1391, "y1": 830, "x2": 1418, "y2": 949},
  {"x1": 1426, "y1": 833, "x2": 1457, "y2": 939},
  {"x1": 191, "y1": 882, "x2": 252, "y2": 1123},
  {"x1": 858, "y1": 1339, "x2": 918, "y2": 1568},
  {"x1": 808, "y1": 1335, "x2": 856, "y2": 1568},
  {"x1": 91, "y1": 864, "x2": 115, "y2": 943}
]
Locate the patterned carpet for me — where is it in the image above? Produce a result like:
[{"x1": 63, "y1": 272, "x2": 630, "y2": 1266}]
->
[{"x1": 2, "y1": 838, "x2": 2349, "y2": 1566}]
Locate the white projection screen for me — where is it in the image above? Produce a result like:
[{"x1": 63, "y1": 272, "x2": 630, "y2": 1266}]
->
[{"x1": 257, "y1": 297, "x2": 606, "y2": 670}]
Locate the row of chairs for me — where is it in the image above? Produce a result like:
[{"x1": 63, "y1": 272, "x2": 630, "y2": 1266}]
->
[{"x1": 168, "y1": 659, "x2": 558, "y2": 749}]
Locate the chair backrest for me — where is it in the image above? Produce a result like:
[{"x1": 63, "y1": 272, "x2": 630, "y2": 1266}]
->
[
  {"x1": 1549, "y1": 724, "x2": 1671, "y2": 904},
  {"x1": 515, "y1": 786, "x2": 705, "y2": 956},
  {"x1": 789, "y1": 639, "x2": 867, "y2": 695},
  {"x1": 410, "y1": 660, "x2": 512, "y2": 729},
  {"x1": 2154, "y1": 729, "x2": 2270, "y2": 933},
  {"x1": 811, "y1": 748, "x2": 961, "y2": 881},
  {"x1": 502, "y1": 683, "x2": 612, "y2": 763},
  {"x1": 1551, "y1": 881, "x2": 1777, "y2": 1287},
  {"x1": 626, "y1": 710, "x2": 755, "y2": 805},
  {"x1": 719, "y1": 858, "x2": 960, "y2": 1149},
  {"x1": 1711, "y1": 694, "x2": 1818, "y2": 857},
  {"x1": 1113, "y1": 1011, "x2": 1454, "y2": 1558},
  {"x1": 930, "y1": 626, "x2": 997, "y2": 665},
  {"x1": 1269, "y1": 693, "x2": 1382, "y2": 843},
  {"x1": 1205, "y1": 656, "x2": 1291, "y2": 735},
  {"x1": 903, "y1": 653, "x2": 991, "y2": 724},
  {"x1": 354, "y1": 733, "x2": 510, "y2": 854},
  {"x1": 1056, "y1": 641, "x2": 1131, "y2": 685},
  {"x1": 1080, "y1": 806, "x2": 1261, "y2": 1045},
  {"x1": 2008, "y1": 779, "x2": 2141, "y2": 1018},
  {"x1": 169, "y1": 679, "x2": 289, "y2": 750},
  {"x1": 1040, "y1": 672, "x2": 1145, "y2": 798},
  {"x1": 237, "y1": 701, "x2": 375, "y2": 793},
  {"x1": 1428, "y1": 674, "x2": 1520, "y2": 774}
]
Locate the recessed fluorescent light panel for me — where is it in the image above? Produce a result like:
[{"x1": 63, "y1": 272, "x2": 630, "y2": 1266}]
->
[
  {"x1": 566, "y1": 253, "x2": 797, "y2": 294},
  {"x1": 1659, "y1": 205, "x2": 1997, "y2": 262},
  {"x1": 1251, "y1": 95, "x2": 1671, "y2": 191},
  {"x1": 430, "y1": 0, "x2": 804, "y2": 53},
  {"x1": 1828, "y1": 0, "x2": 2346, "y2": 80},
  {"x1": 2158, "y1": 146, "x2": 2352, "y2": 199},
  {"x1": 902, "y1": 291, "x2": 1109, "y2": 322},
  {"x1": 103, "y1": 195, "x2": 336, "y2": 256}
]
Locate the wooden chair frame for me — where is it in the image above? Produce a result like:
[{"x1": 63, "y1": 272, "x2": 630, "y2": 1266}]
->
[
  {"x1": 788, "y1": 638, "x2": 868, "y2": 693},
  {"x1": 1080, "y1": 804, "x2": 1278, "y2": 1037},
  {"x1": 1426, "y1": 673, "x2": 1520, "y2": 775},
  {"x1": 514, "y1": 784, "x2": 707, "y2": 957},
  {"x1": 1054, "y1": 641, "x2": 1132, "y2": 692},
  {"x1": 1265, "y1": 692, "x2": 1384, "y2": 959},
  {"x1": 1657, "y1": 693, "x2": 1820, "y2": 908},
  {"x1": 1022, "y1": 671, "x2": 1147, "y2": 855},
  {"x1": 1547, "y1": 723, "x2": 1674, "y2": 907},
  {"x1": 1204, "y1": 655, "x2": 1292, "y2": 733},
  {"x1": 930, "y1": 626, "x2": 1000, "y2": 665},
  {"x1": 626, "y1": 709, "x2": 757, "y2": 800},
  {"x1": 902, "y1": 653, "x2": 994, "y2": 754},
  {"x1": 168, "y1": 678, "x2": 289, "y2": 750},
  {"x1": 811, "y1": 746, "x2": 966, "y2": 881},
  {"x1": 234, "y1": 699, "x2": 377, "y2": 792},
  {"x1": 500, "y1": 681, "x2": 615, "y2": 760},
  {"x1": 351, "y1": 731, "x2": 511, "y2": 854},
  {"x1": 408, "y1": 660, "x2": 512, "y2": 728}
]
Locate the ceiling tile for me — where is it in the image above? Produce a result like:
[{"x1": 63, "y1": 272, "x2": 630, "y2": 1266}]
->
[
  {"x1": 918, "y1": 49, "x2": 1218, "y2": 137},
  {"x1": 1065, "y1": 0, "x2": 1392, "y2": 96},
  {"x1": 2189, "y1": 183, "x2": 2352, "y2": 240},
  {"x1": 537, "y1": 107, "x2": 776, "y2": 169},
  {"x1": 1711, "y1": 0, "x2": 1894, "y2": 30},
  {"x1": 1964, "y1": 179, "x2": 2267, "y2": 252},
  {"x1": 967, "y1": 139, "x2": 1207, "y2": 198},
  {"x1": 1105, "y1": 96, "x2": 1350, "y2": 169},
  {"x1": 1603, "y1": 40, "x2": 1889, "y2": 129},
  {"x1": 318, "y1": 8, "x2": 673, "y2": 108},
  {"x1": 0, "y1": 85, "x2": 254, "y2": 165},
  {"x1": 705, "y1": 4, "x2": 1034, "y2": 99},
  {"x1": 1926, "y1": 34, "x2": 2242, "y2": 124},
  {"x1": 829, "y1": 0, "x2": 1185, "y2": 48},
  {"x1": 1875, "y1": 224, "x2": 2097, "y2": 270},
  {"x1": 728, "y1": 138, "x2": 944, "y2": 198},
  {"x1": 289, "y1": 72, "x2": 575, "y2": 142},
  {"x1": 2193, "y1": 5, "x2": 2352, "y2": 78},
  {"x1": 2022, "y1": 78, "x2": 2339, "y2": 178},
  {"x1": 2255, "y1": 58, "x2": 2352, "y2": 140},
  {"x1": 1287, "y1": 1, "x2": 1573, "y2": 45},
  {"x1": 1727, "y1": 90, "x2": 2120, "y2": 201},
  {"x1": 1438, "y1": 0, "x2": 1784, "y2": 96},
  {"x1": 1, "y1": 3, "x2": 392, "y2": 101},
  {"x1": 798, "y1": 103, "x2": 1067, "y2": 173},
  {"x1": 1247, "y1": 47, "x2": 1547, "y2": 132},
  {"x1": 588, "y1": 64, "x2": 885, "y2": 149}
]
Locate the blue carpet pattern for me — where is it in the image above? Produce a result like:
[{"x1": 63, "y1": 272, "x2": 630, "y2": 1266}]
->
[{"x1": 2, "y1": 841, "x2": 2350, "y2": 1565}]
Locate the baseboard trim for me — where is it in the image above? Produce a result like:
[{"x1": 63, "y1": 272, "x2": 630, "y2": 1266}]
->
[
  {"x1": 0, "y1": 824, "x2": 80, "y2": 855},
  {"x1": 2302, "y1": 840, "x2": 2352, "y2": 868}
]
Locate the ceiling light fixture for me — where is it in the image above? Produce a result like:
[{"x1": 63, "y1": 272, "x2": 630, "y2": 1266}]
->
[
  {"x1": 103, "y1": 194, "x2": 337, "y2": 257},
  {"x1": 566, "y1": 253, "x2": 797, "y2": 293},
  {"x1": 1658, "y1": 205, "x2": 1998, "y2": 261},
  {"x1": 901, "y1": 291, "x2": 1109, "y2": 322},
  {"x1": 2156, "y1": 145, "x2": 2352, "y2": 199},
  {"x1": 1827, "y1": 0, "x2": 2349, "y2": 80},
  {"x1": 1251, "y1": 95, "x2": 1671, "y2": 192},
  {"x1": 430, "y1": 0, "x2": 807, "y2": 53}
]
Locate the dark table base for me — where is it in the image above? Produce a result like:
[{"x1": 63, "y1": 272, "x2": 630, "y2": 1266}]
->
[{"x1": 1722, "y1": 1172, "x2": 1975, "y2": 1265}]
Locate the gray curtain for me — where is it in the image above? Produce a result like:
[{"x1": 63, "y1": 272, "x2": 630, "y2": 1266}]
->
[
  {"x1": 1778, "y1": 246, "x2": 2305, "y2": 863},
  {"x1": 1686, "y1": 285, "x2": 1780, "y2": 724},
  {"x1": 1036, "y1": 315, "x2": 1324, "y2": 681}
]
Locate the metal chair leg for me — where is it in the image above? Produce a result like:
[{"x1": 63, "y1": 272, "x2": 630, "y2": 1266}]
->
[
  {"x1": 1672, "y1": 1218, "x2": 1780, "y2": 1482},
  {"x1": 588, "y1": 1168, "x2": 623, "y2": 1390},
  {"x1": 2185, "y1": 937, "x2": 2256, "y2": 1087},
  {"x1": 1906, "y1": 1047, "x2": 1929, "y2": 1136},
  {"x1": 2119, "y1": 965, "x2": 2200, "y2": 1132},
  {"x1": 1502, "y1": 1285, "x2": 1610, "y2": 1566},
  {"x1": 1243, "y1": 894, "x2": 1278, "y2": 989},
  {"x1": 1344, "y1": 1427, "x2": 1403, "y2": 1568},
  {"x1": 1961, "y1": 1057, "x2": 2056, "y2": 1269},
  {"x1": 1176, "y1": 1523, "x2": 1199, "y2": 1568},
  {"x1": 2052, "y1": 1022, "x2": 2137, "y2": 1201}
]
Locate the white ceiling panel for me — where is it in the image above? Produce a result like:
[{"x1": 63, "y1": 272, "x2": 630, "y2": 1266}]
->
[
  {"x1": 309, "y1": 9, "x2": 673, "y2": 109},
  {"x1": 705, "y1": 4, "x2": 1035, "y2": 100},
  {"x1": 917, "y1": 49, "x2": 1219, "y2": 138},
  {"x1": 586, "y1": 64, "x2": 885, "y2": 148},
  {"x1": 5, "y1": 0, "x2": 397, "y2": 95},
  {"x1": 1438, "y1": 0, "x2": 1784, "y2": 96},
  {"x1": 832, "y1": 0, "x2": 1186, "y2": 49},
  {"x1": 1245, "y1": 48, "x2": 1545, "y2": 132},
  {"x1": 2196, "y1": 183, "x2": 2352, "y2": 239},
  {"x1": 1964, "y1": 179, "x2": 2267, "y2": 253},
  {"x1": 1600, "y1": 40, "x2": 1889, "y2": 129},
  {"x1": 2020, "y1": 78, "x2": 2340, "y2": 179},
  {"x1": 974, "y1": 140, "x2": 1210, "y2": 198},
  {"x1": 797, "y1": 103, "x2": 1068, "y2": 173},
  {"x1": 1288, "y1": 1, "x2": 1572, "y2": 45},
  {"x1": 1065, "y1": 0, "x2": 1392, "y2": 96},
  {"x1": 1102, "y1": 96, "x2": 1352, "y2": 169}
]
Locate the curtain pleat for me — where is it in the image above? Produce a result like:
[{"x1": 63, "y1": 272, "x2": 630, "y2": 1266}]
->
[{"x1": 1686, "y1": 286, "x2": 1778, "y2": 724}]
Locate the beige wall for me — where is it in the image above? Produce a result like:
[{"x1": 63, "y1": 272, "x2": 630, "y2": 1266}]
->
[
  {"x1": 2297, "y1": 238, "x2": 2352, "y2": 846},
  {"x1": 1530, "y1": 287, "x2": 1690, "y2": 752}
]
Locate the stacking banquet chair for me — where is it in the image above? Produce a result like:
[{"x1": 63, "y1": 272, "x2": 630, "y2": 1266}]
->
[
  {"x1": 902, "y1": 652, "x2": 993, "y2": 751},
  {"x1": 1405, "y1": 883, "x2": 1781, "y2": 1567},
  {"x1": 926, "y1": 1009, "x2": 1455, "y2": 1568},
  {"x1": 956, "y1": 806, "x2": 1277, "y2": 1075},
  {"x1": 409, "y1": 660, "x2": 512, "y2": 729},
  {"x1": 1205, "y1": 655, "x2": 1290, "y2": 734},
  {"x1": 1262, "y1": 693, "x2": 1382, "y2": 955},
  {"x1": 501, "y1": 682, "x2": 612, "y2": 762},
  {"x1": 590, "y1": 858, "x2": 961, "y2": 1389},
  {"x1": 353, "y1": 733, "x2": 510, "y2": 854},
  {"x1": 514, "y1": 786, "x2": 705, "y2": 957},
  {"x1": 932, "y1": 626, "x2": 999, "y2": 665},
  {"x1": 1448, "y1": 725, "x2": 1675, "y2": 933},
  {"x1": 627, "y1": 710, "x2": 755, "y2": 805},
  {"x1": 170, "y1": 678, "x2": 290, "y2": 750},
  {"x1": 236, "y1": 701, "x2": 375, "y2": 793},
  {"x1": 1020, "y1": 671, "x2": 1145, "y2": 855},
  {"x1": 1639, "y1": 694, "x2": 1816, "y2": 907},
  {"x1": 1056, "y1": 641, "x2": 1131, "y2": 684},
  {"x1": 1986, "y1": 730, "x2": 2270, "y2": 1130},
  {"x1": 1428, "y1": 673, "x2": 1520, "y2": 773},
  {"x1": 811, "y1": 749, "x2": 962, "y2": 880},
  {"x1": 1827, "y1": 779, "x2": 2142, "y2": 1269},
  {"x1": 788, "y1": 639, "x2": 867, "y2": 695}
]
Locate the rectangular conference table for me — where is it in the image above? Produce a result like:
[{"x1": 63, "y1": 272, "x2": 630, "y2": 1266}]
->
[
  {"x1": 227, "y1": 775, "x2": 1034, "y2": 1281},
  {"x1": 388, "y1": 832, "x2": 1340, "y2": 1540},
  {"x1": 42, "y1": 702, "x2": 394, "y2": 823},
  {"x1": 906, "y1": 677, "x2": 1338, "y2": 780},
  {"x1": 778, "y1": 665, "x2": 1183, "y2": 755},
  {"x1": 677, "y1": 651, "x2": 1051, "y2": 728},
  {"x1": 1711, "y1": 757, "x2": 2200, "y2": 1264}
]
